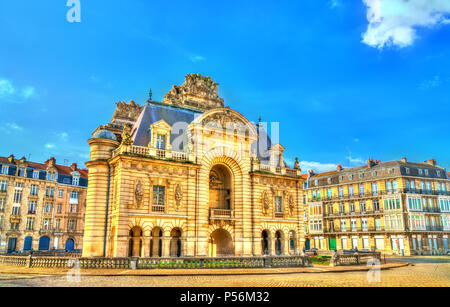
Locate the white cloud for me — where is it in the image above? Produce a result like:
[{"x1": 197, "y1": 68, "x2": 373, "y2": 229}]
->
[
  {"x1": 300, "y1": 161, "x2": 338, "y2": 173},
  {"x1": 0, "y1": 122, "x2": 24, "y2": 134},
  {"x1": 346, "y1": 155, "x2": 364, "y2": 165},
  {"x1": 55, "y1": 132, "x2": 69, "y2": 141},
  {"x1": 0, "y1": 79, "x2": 16, "y2": 97},
  {"x1": 419, "y1": 75, "x2": 443, "y2": 90},
  {"x1": 0, "y1": 78, "x2": 36, "y2": 101},
  {"x1": 362, "y1": 0, "x2": 450, "y2": 49},
  {"x1": 329, "y1": 0, "x2": 341, "y2": 9},
  {"x1": 45, "y1": 143, "x2": 56, "y2": 149},
  {"x1": 189, "y1": 55, "x2": 206, "y2": 63}
]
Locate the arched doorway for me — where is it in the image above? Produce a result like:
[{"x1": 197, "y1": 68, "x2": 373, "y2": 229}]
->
[
  {"x1": 261, "y1": 230, "x2": 270, "y2": 255},
  {"x1": 170, "y1": 228, "x2": 182, "y2": 257},
  {"x1": 209, "y1": 164, "x2": 232, "y2": 214},
  {"x1": 275, "y1": 231, "x2": 283, "y2": 255},
  {"x1": 150, "y1": 227, "x2": 163, "y2": 257},
  {"x1": 128, "y1": 227, "x2": 143, "y2": 257},
  {"x1": 24, "y1": 236, "x2": 33, "y2": 251},
  {"x1": 38, "y1": 236, "x2": 50, "y2": 251},
  {"x1": 65, "y1": 238, "x2": 75, "y2": 251},
  {"x1": 209, "y1": 228, "x2": 234, "y2": 257}
]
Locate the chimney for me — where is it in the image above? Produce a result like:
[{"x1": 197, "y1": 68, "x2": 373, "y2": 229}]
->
[
  {"x1": 401, "y1": 157, "x2": 407, "y2": 163},
  {"x1": 337, "y1": 165, "x2": 343, "y2": 171},
  {"x1": 367, "y1": 159, "x2": 373, "y2": 168},
  {"x1": 8, "y1": 154, "x2": 15, "y2": 163},
  {"x1": 428, "y1": 159, "x2": 436, "y2": 167},
  {"x1": 70, "y1": 163, "x2": 78, "y2": 171}
]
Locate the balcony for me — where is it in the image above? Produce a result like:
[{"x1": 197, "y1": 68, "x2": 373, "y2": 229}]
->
[
  {"x1": 45, "y1": 195, "x2": 55, "y2": 201},
  {"x1": 210, "y1": 208, "x2": 234, "y2": 219},
  {"x1": 27, "y1": 210, "x2": 36, "y2": 215},
  {"x1": 253, "y1": 162, "x2": 302, "y2": 177},
  {"x1": 274, "y1": 212, "x2": 284, "y2": 218},
  {"x1": 113, "y1": 145, "x2": 192, "y2": 162},
  {"x1": 152, "y1": 205, "x2": 165, "y2": 213}
]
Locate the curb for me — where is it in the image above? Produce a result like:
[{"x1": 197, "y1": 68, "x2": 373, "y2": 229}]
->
[{"x1": 0, "y1": 262, "x2": 410, "y2": 277}]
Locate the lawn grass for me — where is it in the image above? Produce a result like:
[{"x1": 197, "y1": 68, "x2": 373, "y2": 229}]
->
[{"x1": 309, "y1": 255, "x2": 331, "y2": 265}]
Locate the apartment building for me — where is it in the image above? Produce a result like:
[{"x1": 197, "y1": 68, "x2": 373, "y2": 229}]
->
[
  {"x1": 304, "y1": 158, "x2": 449, "y2": 255},
  {"x1": 0, "y1": 155, "x2": 87, "y2": 253}
]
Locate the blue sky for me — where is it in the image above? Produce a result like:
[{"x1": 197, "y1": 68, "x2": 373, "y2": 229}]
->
[{"x1": 0, "y1": 0, "x2": 449, "y2": 172}]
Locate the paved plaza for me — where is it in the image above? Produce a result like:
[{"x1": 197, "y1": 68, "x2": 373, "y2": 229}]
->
[{"x1": 0, "y1": 257, "x2": 448, "y2": 287}]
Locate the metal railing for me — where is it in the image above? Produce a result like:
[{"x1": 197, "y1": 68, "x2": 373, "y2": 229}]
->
[{"x1": 0, "y1": 255, "x2": 312, "y2": 269}]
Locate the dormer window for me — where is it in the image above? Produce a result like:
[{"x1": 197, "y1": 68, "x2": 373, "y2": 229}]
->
[
  {"x1": 32, "y1": 170, "x2": 39, "y2": 179},
  {"x1": 149, "y1": 120, "x2": 172, "y2": 152},
  {"x1": 1, "y1": 165, "x2": 8, "y2": 175},
  {"x1": 72, "y1": 176, "x2": 80, "y2": 186},
  {"x1": 418, "y1": 169, "x2": 423, "y2": 175},
  {"x1": 18, "y1": 168, "x2": 24, "y2": 177},
  {"x1": 156, "y1": 134, "x2": 166, "y2": 150},
  {"x1": 424, "y1": 169, "x2": 429, "y2": 176}
]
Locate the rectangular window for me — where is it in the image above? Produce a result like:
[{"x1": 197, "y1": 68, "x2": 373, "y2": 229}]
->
[
  {"x1": 360, "y1": 201, "x2": 366, "y2": 213},
  {"x1": 18, "y1": 168, "x2": 24, "y2": 177},
  {"x1": 26, "y1": 217, "x2": 35, "y2": 231},
  {"x1": 274, "y1": 196, "x2": 283, "y2": 213},
  {"x1": 349, "y1": 185, "x2": 354, "y2": 196},
  {"x1": 57, "y1": 203, "x2": 62, "y2": 213},
  {"x1": 55, "y1": 219, "x2": 61, "y2": 231},
  {"x1": 72, "y1": 176, "x2": 79, "y2": 186},
  {"x1": 393, "y1": 180, "x2": 398, "y2": 193},
  {"x1": 350, "y1": 202, "x2": 355, "y2": 212},
  {"x1": 373, "y1": 199, "x2": 380, "y2": 211},
  {"x1": 59, "y1": 189, "x2": 63, "y2": 198},
  {"x1": 42, "y1": 218, "x2": 51, "y2": 230},
  {"x1": 152, "y1": 185, "x2": 165, "y2": 211},
  {"x1": 0, "y1": 198, "x2": 5, "y2": 212},
  {"x1": 361, "y1": 218, "x2": 368, "y2": 231},
  {"x1": 30, "y1": 184, "x2": 38, "y2": 196},
  {"x1": 372, "y1": 183, "x2": 378, "y2": 195},
  {"x1": 44, "y1": 203, "x2": 52, "y2": 213},
  {"x1": 28, "y1": 201, "x2": 37, "y2": 214},
  {"x1": 359, "y1": 184, "x2": 365, "y2": 196},
  {"x1": 32, "y1": 170, "x2": 39, "y2": 179},
  {"x1": 13, "y1": 188, "x2": 22, "y2": 203},
  {"x1": 68, "y1": 219, "x2": 77, "y2": 231},
  {"x1": 0, "y1": 180, "x2": 7, "y2": 192},
  {"x1": 12, "y1": 205, "x2": 20, "y2": 216},
  {"x1": 156, "y1": 134, "x2": 166, "y2": 150}
]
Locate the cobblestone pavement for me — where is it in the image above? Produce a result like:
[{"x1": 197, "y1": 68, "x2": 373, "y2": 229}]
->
[{"x1": 0, "y1": 261, "x2": 448, "y2": 287}]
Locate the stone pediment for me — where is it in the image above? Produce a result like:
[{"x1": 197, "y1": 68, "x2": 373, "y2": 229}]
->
[{"x1": 162, "y1": 74, "x2": 225, "y2": 110}]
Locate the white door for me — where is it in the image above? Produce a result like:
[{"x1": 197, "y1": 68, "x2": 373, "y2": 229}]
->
[
  {"x1": 412, "y1": 237, "x2": 417, "y2": 251},
  {"x1": 53, "y1": 237, "x2": 59, "y2": 250}
]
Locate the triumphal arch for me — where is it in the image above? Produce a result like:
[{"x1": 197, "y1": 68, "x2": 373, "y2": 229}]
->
[{"x1": 82, "y1": 74, "x2": 306, "y2": 258}]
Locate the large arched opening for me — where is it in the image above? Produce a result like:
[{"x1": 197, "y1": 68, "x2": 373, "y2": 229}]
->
[
  {"x1": 150, "y1": 227, "x2": 163, "y2": 257},
  {"x1": 261, "y1": 230, "x2": 270, "y2": 255},
  {"x1": 275, "y1": 231, "x2": 284, "y2": 256},
  {"x1": 209, "y1": 228, "x2": 234, "y2": 257},
  {"x1": 128, "y1": 227, "x2": 143, "y2": 257},
  {"x1": 170, "y1": 228, "x2": 182, "y2": 257},
  {"x1": 209, "y1": 164, "x2": 233, "y2": 216}
]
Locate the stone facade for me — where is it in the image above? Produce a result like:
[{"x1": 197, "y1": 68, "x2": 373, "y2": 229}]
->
[
  {"x1": 304, "y1": 158, "x2": 450, "y2": 256},
  {"x1": 82, "y1": 74, "x2": 306, "y2": 258},
  {"x1": 0, "y1": 156, "x2": 87, "y2": 253}
]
